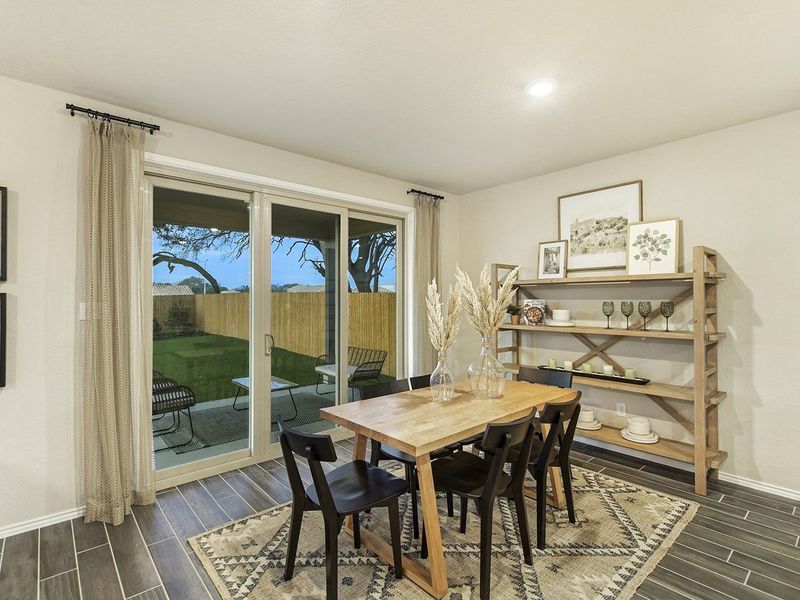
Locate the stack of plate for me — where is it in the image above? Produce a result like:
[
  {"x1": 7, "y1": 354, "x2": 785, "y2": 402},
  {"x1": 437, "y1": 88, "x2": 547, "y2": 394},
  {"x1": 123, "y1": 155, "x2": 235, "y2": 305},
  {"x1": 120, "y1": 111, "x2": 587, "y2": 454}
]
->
[
  {"x1": 620, "y1": 428, "x2": 659, "y2": 444},
  {"x1": 576, "y1": 408, "x2": 602, "y2": 430}
]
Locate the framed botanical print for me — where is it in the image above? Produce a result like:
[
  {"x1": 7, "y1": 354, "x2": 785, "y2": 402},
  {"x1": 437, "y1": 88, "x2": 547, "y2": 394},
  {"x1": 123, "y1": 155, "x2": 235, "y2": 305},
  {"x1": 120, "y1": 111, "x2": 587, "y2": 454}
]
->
[
  {"x1": 537, "y1": 240, "x2": 567, "y2": 279},
  {"x1": 558, "y1": 180, "x2": 642, "y2": 272},
  {"x1": 626, "y1": 218, "x2": 681, "y2": 275},
  {"x1": 0, "y1": 186, "x2": 6, "y2": 281}
]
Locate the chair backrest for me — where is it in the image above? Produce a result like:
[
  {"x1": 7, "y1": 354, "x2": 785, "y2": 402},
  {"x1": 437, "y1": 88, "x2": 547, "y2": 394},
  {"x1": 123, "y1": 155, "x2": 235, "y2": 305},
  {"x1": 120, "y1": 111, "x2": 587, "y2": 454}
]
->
[
  {"x1": 278, "y1": 419, "x2": 338, "y2": 511},
  {"x1": 409, "y1": 374, "x2": 431, "y2": 390},
  {"x1": 533, "y1": 392, "x2": 582, "y2": 473},
  {"x1": 359, "y1": 378, "x2": 410, "y2": 400},
  {"x1": 479, "y1": 410, "x2": 538, "y2": 501},
  {"x1": 518, "y1": 366, "x2": 573, "y2": 388}
]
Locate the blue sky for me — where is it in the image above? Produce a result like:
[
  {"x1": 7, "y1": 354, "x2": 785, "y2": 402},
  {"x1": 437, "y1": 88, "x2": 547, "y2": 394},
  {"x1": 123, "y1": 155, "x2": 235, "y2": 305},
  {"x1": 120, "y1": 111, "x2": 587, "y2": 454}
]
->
[{"x1": 153, "y1": 235, "x2": 396, "y2": 290}]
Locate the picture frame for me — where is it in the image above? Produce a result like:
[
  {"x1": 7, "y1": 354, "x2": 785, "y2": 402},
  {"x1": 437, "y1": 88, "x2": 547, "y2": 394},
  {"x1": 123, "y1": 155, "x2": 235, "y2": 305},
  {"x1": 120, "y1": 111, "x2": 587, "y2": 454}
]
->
[
  {"x1": 0, "y1": 293, "x2": 5, "y2": 388},
  {"x1": 558, "y1": 180, "x2": 642, "y2": 272},
  {"x1": 626, "y1": 218, "x2": 681, "y2": 275},
  {"x1": 537, "y1": 240, "x2": 568, "y2": 279},
  {"x1": 0, "y1": 186, "x2": 6, "y2": 281}
]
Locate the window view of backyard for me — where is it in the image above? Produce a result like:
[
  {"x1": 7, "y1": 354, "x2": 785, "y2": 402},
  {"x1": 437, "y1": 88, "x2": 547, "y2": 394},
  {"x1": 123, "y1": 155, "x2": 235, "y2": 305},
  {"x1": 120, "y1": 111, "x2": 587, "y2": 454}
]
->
[{"x1": 151, "y1": 186, "x2": 398, "y2": 469}]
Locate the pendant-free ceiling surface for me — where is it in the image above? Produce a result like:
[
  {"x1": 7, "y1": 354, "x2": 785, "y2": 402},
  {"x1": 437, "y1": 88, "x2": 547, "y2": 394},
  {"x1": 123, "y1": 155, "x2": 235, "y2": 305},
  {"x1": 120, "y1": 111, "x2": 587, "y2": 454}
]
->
[{"x1": 2, "y1": 1, "x2": 800, "y2": 193}]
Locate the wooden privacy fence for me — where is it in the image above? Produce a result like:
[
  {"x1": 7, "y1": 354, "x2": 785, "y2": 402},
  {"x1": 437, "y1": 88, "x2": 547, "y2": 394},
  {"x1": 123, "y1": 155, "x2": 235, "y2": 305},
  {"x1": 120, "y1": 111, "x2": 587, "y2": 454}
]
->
[{"x1": 153, "y1": 292, "x2": 397, "y2": 376}]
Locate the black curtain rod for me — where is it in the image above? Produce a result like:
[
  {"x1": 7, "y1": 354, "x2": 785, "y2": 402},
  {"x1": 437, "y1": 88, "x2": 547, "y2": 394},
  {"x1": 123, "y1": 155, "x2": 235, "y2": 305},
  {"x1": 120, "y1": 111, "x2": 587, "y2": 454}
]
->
[
  {"x1": 66, "y1": 103, "x2": 160, "y2": 134},
  {"x1": 407, "y1": 188, "x2": 444, "y2": 200}
]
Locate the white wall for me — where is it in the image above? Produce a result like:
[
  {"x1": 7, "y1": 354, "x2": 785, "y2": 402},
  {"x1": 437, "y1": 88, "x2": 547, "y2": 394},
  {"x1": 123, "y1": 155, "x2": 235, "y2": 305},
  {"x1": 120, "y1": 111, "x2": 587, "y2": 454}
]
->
[
  {"x1": 458, "y1": 109, "x2": 800, "y2": 493},
  {"x1": 0, "y1": 75, "x2": 459, "y2": 530}
]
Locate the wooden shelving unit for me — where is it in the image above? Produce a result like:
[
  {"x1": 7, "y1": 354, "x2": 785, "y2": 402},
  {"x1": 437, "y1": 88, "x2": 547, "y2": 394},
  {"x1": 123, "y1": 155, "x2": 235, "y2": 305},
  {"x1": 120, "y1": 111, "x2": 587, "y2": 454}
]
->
[{"x1": 492, "y1": 246, "x2": 726, "y2": 496}]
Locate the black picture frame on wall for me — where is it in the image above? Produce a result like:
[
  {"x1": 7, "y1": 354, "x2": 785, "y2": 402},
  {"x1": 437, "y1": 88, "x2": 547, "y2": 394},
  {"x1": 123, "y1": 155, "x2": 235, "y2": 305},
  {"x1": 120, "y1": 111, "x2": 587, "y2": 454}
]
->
[
  {"x1": 0, "y1": 293, "x2": 5, "y2": 388},
  {"x1": 0, "y1": 186, "x2": 6, "y2": 281}
]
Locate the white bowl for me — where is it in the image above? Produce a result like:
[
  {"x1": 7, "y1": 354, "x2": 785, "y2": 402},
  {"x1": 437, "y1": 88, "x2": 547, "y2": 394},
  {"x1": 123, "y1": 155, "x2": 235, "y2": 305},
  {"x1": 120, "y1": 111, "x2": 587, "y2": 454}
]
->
[
  {"x1": 579, "y1": 409, "x2": 595, "y2": 423},
  {"x1": 627, "y1": 417, "x2": 651, "y2": 436},
  {"x1": 551, "y1": 309, "x2": 571, "y2": 322}
]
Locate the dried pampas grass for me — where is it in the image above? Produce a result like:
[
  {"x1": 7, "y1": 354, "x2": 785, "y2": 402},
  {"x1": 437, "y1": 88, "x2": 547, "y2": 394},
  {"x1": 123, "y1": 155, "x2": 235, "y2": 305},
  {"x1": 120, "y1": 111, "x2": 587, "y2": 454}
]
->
[
  {"x1": 426, "y1": 279, "x2": 461, "y2": 353},
  {"x1": 455, "y1": 264, "x2": 519, "y2": 339}
]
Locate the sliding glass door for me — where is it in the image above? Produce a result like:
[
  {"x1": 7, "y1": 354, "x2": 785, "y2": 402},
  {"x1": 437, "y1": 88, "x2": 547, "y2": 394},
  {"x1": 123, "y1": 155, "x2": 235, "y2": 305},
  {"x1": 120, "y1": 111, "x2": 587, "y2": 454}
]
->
[
  {"x1": 267, "y1": 198, "x2": 344, "y2": 443},
  {"x1": 347, "y1": 213, "x2": 403, "y2": 391},
  {"x1": 148, "y1": 172, "x2": 405, "y2": 480},
  {"x1": 150, "y1": 177, "x2": 253, "y2": 471}
]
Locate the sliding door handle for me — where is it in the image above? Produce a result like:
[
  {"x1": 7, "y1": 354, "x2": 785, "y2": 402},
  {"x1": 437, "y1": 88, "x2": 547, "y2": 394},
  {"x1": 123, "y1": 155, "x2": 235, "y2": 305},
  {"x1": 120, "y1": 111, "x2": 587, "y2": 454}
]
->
[{"x1": 265, "y1": 333, "x2": 275, "y2": 356}]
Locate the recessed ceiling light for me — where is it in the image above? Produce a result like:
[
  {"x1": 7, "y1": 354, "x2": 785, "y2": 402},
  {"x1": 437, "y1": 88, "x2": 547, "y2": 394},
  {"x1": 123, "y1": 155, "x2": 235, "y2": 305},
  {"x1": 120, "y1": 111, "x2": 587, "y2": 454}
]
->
[{"x1": 527, "y1": 80, "x2": 556, "y2": 97}]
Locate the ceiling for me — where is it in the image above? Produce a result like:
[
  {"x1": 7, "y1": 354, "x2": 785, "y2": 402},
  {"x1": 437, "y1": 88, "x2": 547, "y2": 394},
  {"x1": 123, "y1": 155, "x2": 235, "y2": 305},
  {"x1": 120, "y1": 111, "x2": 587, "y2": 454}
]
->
[{"x1": 2, "y1": 1, "x2": 800, "y2": 194}]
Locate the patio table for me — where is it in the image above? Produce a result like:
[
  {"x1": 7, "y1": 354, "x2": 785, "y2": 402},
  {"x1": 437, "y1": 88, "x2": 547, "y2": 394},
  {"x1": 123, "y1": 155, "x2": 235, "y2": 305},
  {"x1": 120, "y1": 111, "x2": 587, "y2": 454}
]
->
[
  {"x1": 320, "y1": 379, "x2": 577, "y2": 598},
  {"x1": 231, "y1": 376, "x2": 300, "y2": 422}
]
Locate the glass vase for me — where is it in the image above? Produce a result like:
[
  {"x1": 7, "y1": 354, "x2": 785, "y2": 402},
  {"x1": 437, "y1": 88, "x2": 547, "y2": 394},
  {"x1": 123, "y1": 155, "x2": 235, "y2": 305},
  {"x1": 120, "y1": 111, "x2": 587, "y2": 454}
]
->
[
  {"x1": 468, "y1": 337, "x2": 506, "y2": 399},
  {"x1": 430, "y1": 351, "x2": 455, "y2": 402}
]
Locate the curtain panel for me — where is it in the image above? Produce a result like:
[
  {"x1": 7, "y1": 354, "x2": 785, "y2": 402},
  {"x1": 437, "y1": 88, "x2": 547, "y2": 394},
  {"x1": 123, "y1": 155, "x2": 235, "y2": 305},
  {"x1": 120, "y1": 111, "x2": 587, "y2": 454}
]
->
[
  {"x1": 413, "y1": 196, "x2": 441, "y2": 374},
  {"x1": 82, "y1": 120, "x2": 154, "y2": 525}
]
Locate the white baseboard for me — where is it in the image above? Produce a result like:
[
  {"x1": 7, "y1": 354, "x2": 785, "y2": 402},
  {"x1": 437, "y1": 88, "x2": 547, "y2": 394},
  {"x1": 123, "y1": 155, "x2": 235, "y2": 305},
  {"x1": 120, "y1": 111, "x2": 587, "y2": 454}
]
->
[
  {"x1": 0, "y1": 506, "x2": 85, "y2": 539},
  {"x1": 3, "y1": 455, "x2": 798, "y2": 540},
  {"x1": 717, "y1": 472, "x2": 800, "y2": 502},
  {"x1": 577, "y1": 436, "x2": 800, "y2": 502}
]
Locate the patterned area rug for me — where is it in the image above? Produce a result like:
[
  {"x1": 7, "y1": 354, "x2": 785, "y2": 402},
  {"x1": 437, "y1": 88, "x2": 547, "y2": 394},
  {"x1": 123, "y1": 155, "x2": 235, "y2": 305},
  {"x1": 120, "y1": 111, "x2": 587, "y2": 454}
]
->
[{"x1": 190, "y1": 466, "x2": 697, "y2": 599}]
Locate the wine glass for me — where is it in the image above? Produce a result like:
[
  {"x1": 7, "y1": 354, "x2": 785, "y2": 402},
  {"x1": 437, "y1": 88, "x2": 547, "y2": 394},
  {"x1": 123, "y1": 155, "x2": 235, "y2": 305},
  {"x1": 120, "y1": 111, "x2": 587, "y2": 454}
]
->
[
  {"x1": 621, "y1": 301, "x2": 634, "y2": 329},
  {"x1": 602, "y1": 301, "x2": 615, "y2": 329},
  {"x1": 638, "y1": 301, "x2": 652, "y2": 331},
  {"x1": 660, "y1": 301, "x2": 675, "y2": 332}
]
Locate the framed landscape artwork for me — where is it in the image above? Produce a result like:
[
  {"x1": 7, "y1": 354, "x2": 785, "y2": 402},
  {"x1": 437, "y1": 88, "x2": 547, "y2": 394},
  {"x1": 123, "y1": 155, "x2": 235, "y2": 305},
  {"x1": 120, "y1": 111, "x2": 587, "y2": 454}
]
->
[
  {"x1": 626, "y1": 218, "x2": 681, "y2": 275},
  {"x1": 0, "y1": 186, "x2": 6, "y2": 281},
  {"x1": 558, "y1": 180, "x2": 642, "y2": 272},
  {"x1": 537, "y1": 240, "x2": 567, "y2": 279}
]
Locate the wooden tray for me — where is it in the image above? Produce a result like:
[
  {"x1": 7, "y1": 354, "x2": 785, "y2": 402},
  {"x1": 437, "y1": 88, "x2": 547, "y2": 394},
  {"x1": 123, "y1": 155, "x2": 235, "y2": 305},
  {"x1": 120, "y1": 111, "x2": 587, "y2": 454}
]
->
[{"x1": 537, "y1": 365, "x2": 650, "y2": 385}]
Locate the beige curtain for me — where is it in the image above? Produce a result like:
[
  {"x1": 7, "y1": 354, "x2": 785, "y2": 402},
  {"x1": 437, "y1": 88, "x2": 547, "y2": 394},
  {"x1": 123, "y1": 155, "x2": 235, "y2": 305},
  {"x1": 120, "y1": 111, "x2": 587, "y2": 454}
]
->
[
  {"x1": 413, "y1": 195, "x2": 441, "y2": 374},
  {"x1": 83, "y1": 120, "x2": 155, "y2": 525}
]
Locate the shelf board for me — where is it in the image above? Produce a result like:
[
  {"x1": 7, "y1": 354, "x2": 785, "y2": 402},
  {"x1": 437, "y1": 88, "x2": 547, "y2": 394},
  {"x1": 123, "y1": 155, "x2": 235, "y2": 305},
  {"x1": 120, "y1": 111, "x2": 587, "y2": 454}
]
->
[
  {"x1": 514, "y1": 272, "x2": 725, "y2": 286},
  {"x1": 498, "y1": 323, "x2": 726, "y2": 341},
  {"x1": 576, "y1": 376, "x2": 694, "y2": 401},
  {"x1": 576, "y1": 424, "x2": 728, "y2": 469},
  {"x1": 503, "y1": 363, "x2": 727, "y2": 404}
]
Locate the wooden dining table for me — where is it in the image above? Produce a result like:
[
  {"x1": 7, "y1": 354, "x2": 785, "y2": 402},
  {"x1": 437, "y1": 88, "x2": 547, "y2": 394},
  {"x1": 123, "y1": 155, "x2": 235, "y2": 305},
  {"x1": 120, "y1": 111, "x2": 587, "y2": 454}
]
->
[{"x1": 320, "y1": 379, "x2": 578, "y2": 599}]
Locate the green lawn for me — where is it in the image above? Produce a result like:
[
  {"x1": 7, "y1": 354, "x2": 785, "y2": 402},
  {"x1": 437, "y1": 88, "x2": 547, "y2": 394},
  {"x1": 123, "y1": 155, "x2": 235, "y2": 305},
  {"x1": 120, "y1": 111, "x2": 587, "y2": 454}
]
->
[{"x1": 153, "y1": 334, "x2": 391, "y2": 403}]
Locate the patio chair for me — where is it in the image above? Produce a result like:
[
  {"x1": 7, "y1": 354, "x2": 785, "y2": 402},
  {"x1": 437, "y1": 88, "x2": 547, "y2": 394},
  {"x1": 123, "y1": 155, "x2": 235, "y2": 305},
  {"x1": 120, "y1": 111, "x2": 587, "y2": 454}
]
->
[
  {"x1": 152, "y1": 370, "x2": 197, "y2": 451},
  {"x1": 314, "y1": 346, "x2": 388, "y2": 399}
]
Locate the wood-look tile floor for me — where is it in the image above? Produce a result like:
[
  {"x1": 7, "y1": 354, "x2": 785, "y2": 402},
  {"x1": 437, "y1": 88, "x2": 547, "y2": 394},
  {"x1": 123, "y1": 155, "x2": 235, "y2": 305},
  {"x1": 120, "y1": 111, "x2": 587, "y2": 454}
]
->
[{"x1": 2, "y1": 440, "x2": 799, "y2": 600}]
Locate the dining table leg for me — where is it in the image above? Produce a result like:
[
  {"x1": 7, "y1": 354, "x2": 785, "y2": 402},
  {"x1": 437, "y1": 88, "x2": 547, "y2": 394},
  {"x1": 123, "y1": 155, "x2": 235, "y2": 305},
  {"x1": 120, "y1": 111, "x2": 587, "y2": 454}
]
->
[
  {"x1": 416, "y1": 453, "x2": 449, "y2": 598},
  {"x1": 342, "y1": 436, "x2": 448, "y2": 598}
]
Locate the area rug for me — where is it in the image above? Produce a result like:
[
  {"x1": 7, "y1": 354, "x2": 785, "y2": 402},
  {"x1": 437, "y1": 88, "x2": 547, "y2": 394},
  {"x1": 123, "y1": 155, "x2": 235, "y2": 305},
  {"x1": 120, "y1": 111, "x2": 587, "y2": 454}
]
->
[
  {"x1": 189, "y1": 466, "x2": 697, "y2": 599},
  {"x1": 159, "y1": 391, "x2": 335, "y2": 454}
]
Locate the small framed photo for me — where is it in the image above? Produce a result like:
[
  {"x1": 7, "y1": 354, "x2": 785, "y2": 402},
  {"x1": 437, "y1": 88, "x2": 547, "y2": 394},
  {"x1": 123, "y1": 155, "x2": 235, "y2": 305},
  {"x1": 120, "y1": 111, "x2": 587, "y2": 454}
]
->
[
  {"x1": 537, "y1": 240, "x2": 568, "y2": 279},
  {"x1": 0, "y1": 186, "x2": 6, "y2": 281},
  {"x1": 626, "y1": 218, "x2": 681, "y2": 275}
]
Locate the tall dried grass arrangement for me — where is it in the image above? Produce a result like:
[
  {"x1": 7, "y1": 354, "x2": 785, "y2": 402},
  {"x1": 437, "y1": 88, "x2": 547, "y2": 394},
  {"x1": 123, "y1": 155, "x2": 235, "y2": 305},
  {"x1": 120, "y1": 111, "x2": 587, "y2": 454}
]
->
[
  {"x1": 426, "y1": 279, "x2": 461, "y2": 353},
  {"x1": 455, "y1": 264, "x2": 520, "y2": 339}
]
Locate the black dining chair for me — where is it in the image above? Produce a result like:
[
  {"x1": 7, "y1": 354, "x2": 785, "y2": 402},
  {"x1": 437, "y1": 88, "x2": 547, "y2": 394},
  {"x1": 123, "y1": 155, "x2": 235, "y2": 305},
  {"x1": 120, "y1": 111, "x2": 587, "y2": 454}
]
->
[
  {"x1": 278, "y1": 419, "x2": 407, "y2": 600},
  {"x1": 409, "y1": 374, "x2": 431, "y2": 390},
  {"x1": 420, "y1": 411, "x2": 538, "y2": 600},
  {"x1": 525, "y1": 393, "x2": 582, "y2": 548},
  {"x1": 518, "y1": 365, "x2": 573, "y2": 388},
  {"x1": 362, "y1": 379, "x2": 460, "y2": 539}
]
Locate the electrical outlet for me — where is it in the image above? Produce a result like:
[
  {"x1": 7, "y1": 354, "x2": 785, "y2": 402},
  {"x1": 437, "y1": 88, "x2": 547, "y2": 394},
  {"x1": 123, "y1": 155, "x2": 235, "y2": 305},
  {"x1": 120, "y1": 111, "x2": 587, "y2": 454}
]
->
[{"x1": 616, "y1": 403, "x2": 627, "y2": 417}]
